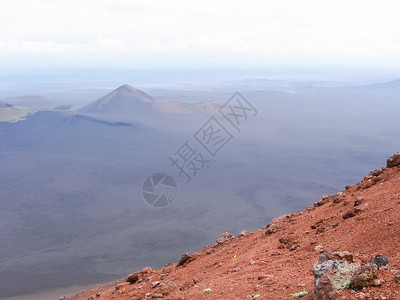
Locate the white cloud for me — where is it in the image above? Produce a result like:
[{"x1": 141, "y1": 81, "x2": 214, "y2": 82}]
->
[{"x1": 0, "y1": 0, "x2": 400, "y2": 68}]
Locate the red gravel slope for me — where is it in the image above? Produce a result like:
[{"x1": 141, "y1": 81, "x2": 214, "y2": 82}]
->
[{"x1": 68, "y1": 163, "x2": 400, "y2": 300}]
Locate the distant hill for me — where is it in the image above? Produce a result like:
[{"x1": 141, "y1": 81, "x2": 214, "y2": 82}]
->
[
  {"x1": 78, "y1": 84, "x2": 155, "y2": 115},
  {"x1": 78, "y1": 84, "x2": 223, "y2": 118}
]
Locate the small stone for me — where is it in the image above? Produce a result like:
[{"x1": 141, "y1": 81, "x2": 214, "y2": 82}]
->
[
  {"x1": 373, "y1": 279, "x2": 382, "y2": 286},
  {"x1": 355, "y1": 292, "x2": 366, "y2": 300},
  {"x1": 314, "y1": 245, "x2": 324, "y2": 252},
  {"x1": 152, "y1": 281, "x2": 160, "y2": 288},
  {"x1": 342, "y1": 208, "x2": 361, "y2": 219},
  {"x1": 370, "y1": 169, "x2": 383, "y2": 177},
  {"x1": 153, "y1": 281, "x2": 177, "y2": 295},
  {"x1": 394, "y1": 270, "x2": 400, "y2": 282},
  {"x1": 369, "y1": 254, "x2": 389, "y2": 269},
  {"x1": 126, "y1": 267, "x2": 153, "y2": 283},
  {"x1": 265, "y1": 227, "x2": 277, "y2": 235},
  {"x1": 249, "y1": 260, "x2": 256, "y2": 265},
  {"x1": 205, "y1": 248, "x2": 214, "y2": 255},
  {"x1": 217, "y1": 232, "x2": 234, "y2": 244},
  {"x1": 387, "y1": 152, "x2": 400, "y2": 168},
  {"x1": 239, "y1": 230, "x2": 248, "y2": 236},
  {"x1": 152, "y1": 294, "x2": 164, "y2": 299},
  {"x1": 176, "y1": 253, "x2": 196, "y2": 268},
  {"x1": 354, "y1": 197, "x2": 363, "y2": 206},
  {"x1": 96, "y1": 292, "x2": 101, "y2": 297},
  {"x1": 292, "y1": 291, "x2": 308, "y2": 298}
]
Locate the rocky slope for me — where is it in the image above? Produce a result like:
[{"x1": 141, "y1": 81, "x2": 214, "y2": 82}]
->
[{"x1": 68, "y1": 154, "x2": 400, "y2": 300}]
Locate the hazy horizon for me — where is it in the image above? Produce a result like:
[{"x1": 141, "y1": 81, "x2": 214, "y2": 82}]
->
[{"x1": 1, "y1": 0, "x2": 400, "y2": 70}]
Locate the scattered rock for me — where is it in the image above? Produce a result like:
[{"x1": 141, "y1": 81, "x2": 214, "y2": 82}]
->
[
  {"x1": 314, "y1": 245, "x2": 324, "y2": 253},
  {"x1": 354, "y1": 197, "x2": 363, "y2": 206},
  {"x1": 239, "y1": 230, "x2": 248, "y2": 236},
  {"x1": 394, "y1": 270, "x2": 400, "y2": 282},
  {"x1": 342, "y1": 208, "x2": 361, "y2": 219},
  {"x1": 264, "y1": 215, "x2": 291, "y2": 235},
  {"x1": 292, "y1": 291, "x2": 308, "y2": 298},
  {"x1": 278, "y1": 235, "x2": 300, "y2": 251},
  {"x1": 372, "y1": 278, "x2": 382, "y2": 286},
  {"x1": 126, "y1": 267, "x2": 154, "y2": 284},
  {"x1": 387, "y1": 152, "x2": 400, "y2": 168},
  {"x1": 369, "y1": 254, "x2": 389, "y2": 269},
  {"x1": 152, "y1": 281, "x2": 160, "y2": 288},
  {"x1": 205, "y1": 247, "x2": 215, "y2": 255},
  {"x1": 176, "y1": 253, "x2": 196, "y2": 268},
  {"x1": 332, "y1": 193, "x2": 344, "y2": 204},
  {"x1": 115, "y1": 283, "x2": 129, "y2": 290},
  {"x1": 152, "y1": 293, "x2": 164, "y2": 299},
  {"x1": 350, "y1": 263, "x2": 378, "y2": 289},
  {"x1": 265, "y1": 226, "x2": 277, "y2": 235},
  {"x1": 313, "y1": 251, "x2": 360, "y2": 300},
  {"x1": 369, "y1": 169, "x2": 383, "y2": 177},
  {"x1": 314, "y1": 195, "x2": 329, "y2": 207},
  {"x1": 217, "y1": 232, "x2": 234, "y2": 244},
  {"x1": 363, "y1": 180, "x2": 375, "y2": 189},
  {"x1": 153, "y1": 280, "x2": 177, "y2": 295}
]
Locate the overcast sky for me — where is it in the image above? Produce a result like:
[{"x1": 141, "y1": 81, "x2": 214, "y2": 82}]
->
[{"x1": 1, "y1": 0, "x2": 400, "y2": 70}]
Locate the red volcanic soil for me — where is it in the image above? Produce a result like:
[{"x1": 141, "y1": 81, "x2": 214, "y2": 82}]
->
[{"x1": 68, "y1": 162, "x2": 400, "y2": 300}]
